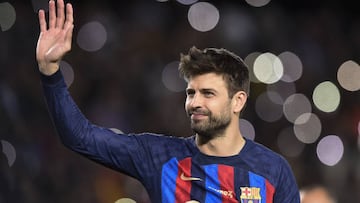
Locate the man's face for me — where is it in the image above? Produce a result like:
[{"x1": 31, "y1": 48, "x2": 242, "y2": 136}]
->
[{"x1": 185, "y1": 73, "x2": 233, "y2": 138}]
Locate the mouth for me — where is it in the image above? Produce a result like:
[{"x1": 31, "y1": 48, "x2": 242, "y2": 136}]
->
[{"x1": 190, "y1": 112, "x2": 208, "y2": 120}]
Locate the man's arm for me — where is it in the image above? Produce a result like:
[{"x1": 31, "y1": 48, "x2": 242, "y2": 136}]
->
[{"x1": 36, "y1": 0, "x2": 144, "y2": 177}]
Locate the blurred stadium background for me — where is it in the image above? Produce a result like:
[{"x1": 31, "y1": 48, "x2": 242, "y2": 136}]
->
[{"x1": 0, "y1": 0, "x2": 359, "y2": 202}]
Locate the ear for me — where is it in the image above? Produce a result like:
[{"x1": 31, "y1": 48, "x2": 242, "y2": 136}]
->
[{"x1": 232, "y1": 91, "x2": 247, "y2": 114}]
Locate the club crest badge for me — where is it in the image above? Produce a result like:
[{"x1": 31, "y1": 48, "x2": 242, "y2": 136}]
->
[{"x1": 240, "y1": 187, "x2": 261, "y2": 203}]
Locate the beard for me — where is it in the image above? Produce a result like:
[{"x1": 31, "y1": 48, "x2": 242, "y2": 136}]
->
[{"x1": 187, "y1": 107, "x2": 231, "y2": 140}]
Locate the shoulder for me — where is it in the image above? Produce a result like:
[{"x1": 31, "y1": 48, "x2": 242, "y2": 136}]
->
[
  {"x1": 242, "y1": 139, "x2": 285, "y2": 163},
  {"x1": 241, "y1": 139, "x2": 295, "y2": 187}
]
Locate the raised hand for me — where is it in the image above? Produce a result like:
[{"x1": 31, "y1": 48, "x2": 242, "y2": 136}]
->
[{"x1": 36, "y1": 0, "x2": 74, "y2": 75}]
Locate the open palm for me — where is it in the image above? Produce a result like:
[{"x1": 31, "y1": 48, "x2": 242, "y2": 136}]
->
[{"x1": 36, "y1": 0, "x2": 73, "y2": 75}]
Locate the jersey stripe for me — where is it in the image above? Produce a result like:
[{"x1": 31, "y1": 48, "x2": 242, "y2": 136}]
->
[
  {"x1": 175, "y1": 157, "x2": 192, "y2": 203},
  {"x1": 161, "y1": 157, "x2": 178, "y2": 203},
  {"x1": 204, "y1": 164, "x2": 222, "y2": 202},
  {"x1": 249, "y1": 171, "x2": 265, "y2": 201},
  {"x1": 265, "y1": 180, "x2": 275, "y2": 203},
  {"x1": 190, "y1": 161, "x2": 206, "y2": 201},
  {"x1": 218, "y1": 165, "x2": 237, "y2": 203}
]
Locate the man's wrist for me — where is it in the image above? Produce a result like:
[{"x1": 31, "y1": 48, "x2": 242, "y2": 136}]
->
[{"x1": 38, "y1": 62, "x2": 60, "y2": 76}]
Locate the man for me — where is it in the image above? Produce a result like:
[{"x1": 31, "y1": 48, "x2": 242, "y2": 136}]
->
[{"x1": 36, "y1": 0, "x2": 300, "y2": 202}]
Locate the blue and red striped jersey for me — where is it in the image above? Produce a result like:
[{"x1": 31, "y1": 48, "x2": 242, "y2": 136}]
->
[{"x1": 41, "y1": 71, "x2": 300, "y2": 203}]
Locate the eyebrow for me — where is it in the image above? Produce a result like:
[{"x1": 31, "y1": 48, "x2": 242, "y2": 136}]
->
[{"x1": 186, "y1": 88, "x2": 218, "y2": 93}]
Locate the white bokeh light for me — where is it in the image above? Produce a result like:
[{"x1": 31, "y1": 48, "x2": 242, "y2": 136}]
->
[
  {"x1": 283, "y1": 93, "x2": 312, "y2": 123},
  {"x1": 176, "y1": 0, "x2": 198, "y2": 5},
  {"x1": 188, "y1": 2, "x2": 219, "y2": 32},
  {"x1": 317, "y1": 135, "x2": 344, "y2": 166},
  {"x1": 267, "y1": 81, "x2": 296, "y2": 105},
  {"x1": 0, "y1": 2, "x2": 16, "y2": 31},
  {"x1": 60, "y1": 60, "x2": 74, "y2": 88},
  {"x1": 278, "y1": 51, "x2": 303, "y2": 82},
  {"x1": 239, "y1": 119, "x2": 255, "y2": 140},
  {"x1": 77, "y1": 21, "x2": 107, "y2": 52},
  {"x1": 253, "y1": 52, "x2": 283, "y2": 84},
  {"x1": 245, "y1": 0, "x2": 271, "y2": 7},
  {"x1": 312, "y1": 81, "x2": 340, "y2": 113},
  {"x1": 294, "y1": 113, "x2": 322, "y2": 144},
  {"x1": 162, "y1": 61, "x2": 186, "y2": 92},
  {"x1": 255, "y1": 91, "x2": 283, "y2": 122},
  {"x1": 1, "y1": 140, "x2": 16, "y2": 167},
  {"x1": 337, "y1": 60, "x2": 360, "y2": 91}
]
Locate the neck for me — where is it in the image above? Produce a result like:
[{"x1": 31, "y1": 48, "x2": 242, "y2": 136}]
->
[{"x1": 196, "y1": 125, "x2": 246, "y2": 157}]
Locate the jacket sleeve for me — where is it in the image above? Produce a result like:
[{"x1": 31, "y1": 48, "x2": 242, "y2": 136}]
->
[
  {"x1": 273, "y1": 158, "x2": 300, "y2": 203},
  {"x1": 41, "y1": 70, "x2": 152, "y2": 179}
]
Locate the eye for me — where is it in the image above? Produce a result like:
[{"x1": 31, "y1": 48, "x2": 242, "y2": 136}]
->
[
  {"x1": 186, "y1": 89, "x2": 195, "y2": 97},
  {"x1": 203, "y1": 91, "x2": 214, "y2": 98}
]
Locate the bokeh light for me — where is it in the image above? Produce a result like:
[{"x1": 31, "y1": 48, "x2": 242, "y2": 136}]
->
[
  {"x1": 245, "y1": 0, "x2": 271, "y2": 7},
  {"x1": 176, "y1": 0, "x2": 198, "y2": 5},
  {"x1": 337, "y1": 60, "x2": 360, "y2": 91},
  {"x1": 1, "y1": 140, "x2": 16, "y2": 167},
  {"x1": 253, "y1": 52, "x2": 283, "y2": 84},
  {"x1": 239, "y1": 119, "x2": 255, "y2": 140},
  {"x1": 294, "y1": 113, "x2": 322, "y2": 144},
  {"x1": 255, "y1": 91, "x2": 283, "y2": 122},
  {"x1": 0, "y1": 2, "x2": 16, "y2": 31},
  {"x1": 59, "y1": 60, "x2": 74, "y2": 88},
  {"x1": 267, "y1": 81, "x2": 296, "y2": 105},
  {"x1": 244, "y1": 52, "x2": 261, "y2": 83},
  {"x1": 317, "y1": 135, "x2": 344, "y2": 166},
  {"x1": 114, "y1": 198, "x2": 136, "y2": 203},
  {"x1": 187, "y1": 2, "x2": 219, "y2": 32},
  {"x1": 162, "y1": 61, "x2": 186, "y2": 92},
  {"x1": 77, "y1": 21, "x2": 107, "y2": 52},
  {"x1": 278, "y1": 51, "x2": 303, "y2": 83},
  {"x1": 312, "y1": 81, "x2": 340, "y2": 113},
  {"x1": 277, "y1": 127, "x2": 305, "y2": 158},
  {"x1": 283, "y1": 93, "x2": 312, "y2": 123}
]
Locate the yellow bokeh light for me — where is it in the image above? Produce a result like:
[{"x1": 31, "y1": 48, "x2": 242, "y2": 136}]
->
[{"x1": 312, "y1": 81, "x2": 340, "y2": 113}]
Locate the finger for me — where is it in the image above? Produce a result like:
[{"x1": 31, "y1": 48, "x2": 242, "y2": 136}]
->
[
  {"x1": 63, "y1": 3, "x2": 73, "y2": 30},
  {"x1": 64, "y1": 24, "x2": 74, "y2": 51},
  {"x1": 38, "y1": 10, "x2": 47, "y2": 32},
  {"x1": 48, "y1": 0, "x2": 56, "y2": 29},
  {"x1": 55, "y1": 0, "x2": 65, "y2": 28}
]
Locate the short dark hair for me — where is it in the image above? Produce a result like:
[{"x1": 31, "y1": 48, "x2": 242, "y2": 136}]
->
[{"x1": 178, "y1": 46, "x2": 250, "y2": 98}]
